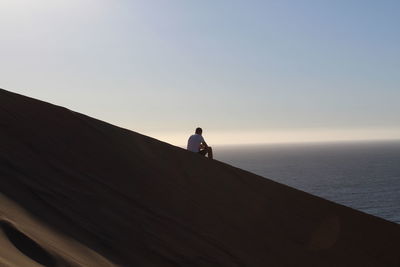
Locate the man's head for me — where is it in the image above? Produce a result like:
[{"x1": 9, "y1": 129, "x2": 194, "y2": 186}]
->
[{"x1": 195, "y1": 127, "x2": 202, "y2": 135}]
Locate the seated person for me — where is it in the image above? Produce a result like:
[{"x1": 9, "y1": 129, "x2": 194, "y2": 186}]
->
[{"x1": 187, "y1": 127, "x2": 213, "y2": 159}]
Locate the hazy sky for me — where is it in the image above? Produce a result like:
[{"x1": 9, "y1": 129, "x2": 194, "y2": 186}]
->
[{"x1": 1, "y1": 0, "x2": 399, "y2": 145}]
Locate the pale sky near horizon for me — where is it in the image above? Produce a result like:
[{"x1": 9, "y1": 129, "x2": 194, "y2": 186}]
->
[{"x1": 1, "y1": 0, "x2": 399, "y2": 146}]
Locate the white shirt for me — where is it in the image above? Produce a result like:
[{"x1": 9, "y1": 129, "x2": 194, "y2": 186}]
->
[{"x1": 187, "y1": 134, "x2": 205, "y2": 152}]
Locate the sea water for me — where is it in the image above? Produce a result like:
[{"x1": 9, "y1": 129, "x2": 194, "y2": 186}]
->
[{"x1": 215, "y1": 140, "x2": 400, "y2": 224}]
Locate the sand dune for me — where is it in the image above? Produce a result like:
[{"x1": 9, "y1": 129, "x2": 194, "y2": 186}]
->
[
  {"x1": 0, "y1": 194, "x2": 116, "y2": 267},
  {"x1": 0, "y1": 88, "x2": 399, "y2": 266}
]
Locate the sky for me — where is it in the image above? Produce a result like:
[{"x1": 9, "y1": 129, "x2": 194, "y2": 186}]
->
[{"x1": 1, "y1": 0, "x2": 399, "y2": 146}]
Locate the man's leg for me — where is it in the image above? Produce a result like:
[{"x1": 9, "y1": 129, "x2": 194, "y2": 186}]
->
[
  {"x1": 198, "y1": 147, "x2": 213, "y2": 159},
  {"x1": 198, "y1": 149, "x2": 207, "y2": 156},
  {"x1": 207, "y1": 146, "x2": 213, "y2": 159}
]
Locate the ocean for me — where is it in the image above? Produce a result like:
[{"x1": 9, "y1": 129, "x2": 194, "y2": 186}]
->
[{"x1": 215, "y1": 140, "x2": 400, "y2": 224}]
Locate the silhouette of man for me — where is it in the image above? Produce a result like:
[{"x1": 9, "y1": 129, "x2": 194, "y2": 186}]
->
[{"x1": 187, "y1": 127, "x2": 213, "y2": 159}]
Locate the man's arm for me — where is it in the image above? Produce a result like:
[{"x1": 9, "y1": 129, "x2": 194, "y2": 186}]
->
[{"x1": 201, "y1": 141, "x2": 209, "y2": 148}]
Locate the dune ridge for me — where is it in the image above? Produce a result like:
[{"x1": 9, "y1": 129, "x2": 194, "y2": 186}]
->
[{"x1": 0, "y1": 88, "x2": 399, "y2": 266}]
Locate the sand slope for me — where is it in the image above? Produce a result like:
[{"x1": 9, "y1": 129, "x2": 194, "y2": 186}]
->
[
  {"x1": 0, "y1": 88, "x2": 399, "y2": 267},
  {"x1": 0, "y1": 194, "x2": 116, "y2": 267}
]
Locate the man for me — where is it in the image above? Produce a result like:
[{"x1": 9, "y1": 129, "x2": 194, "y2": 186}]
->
[{"x1": 187, "y1": 127, "x2": 213, "y2": 159}]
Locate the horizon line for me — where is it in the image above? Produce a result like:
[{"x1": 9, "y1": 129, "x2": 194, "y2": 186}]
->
[{"x1": 169, "y1": 138, "x2": 400, "y2": 148}]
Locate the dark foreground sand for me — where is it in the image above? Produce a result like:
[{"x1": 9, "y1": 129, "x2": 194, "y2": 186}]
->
[{"x1": 0, "y1": 88, "x2": 399, "y2": 267}]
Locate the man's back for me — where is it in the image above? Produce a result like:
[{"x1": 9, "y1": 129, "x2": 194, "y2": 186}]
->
[{"x1": 187, "y1": 134, "x2": 204, "y2": 152}]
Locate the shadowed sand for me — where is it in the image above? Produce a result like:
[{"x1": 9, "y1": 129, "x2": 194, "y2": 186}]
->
[{"x1": 0, "y1": 88, "x2": 399, "y2": 266}]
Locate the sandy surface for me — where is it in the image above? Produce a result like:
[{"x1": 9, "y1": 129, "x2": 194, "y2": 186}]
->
[
  {"x1": 0, "y1": 194, "x2": 116, "y2": 267},
  {"x1": 0, "y1": 88, "x2": 399, "y2": 266}
]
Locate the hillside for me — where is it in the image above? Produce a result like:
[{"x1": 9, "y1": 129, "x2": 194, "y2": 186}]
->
[{"x1": 0, "y1": 88, "x2": 399, "y2": 267}]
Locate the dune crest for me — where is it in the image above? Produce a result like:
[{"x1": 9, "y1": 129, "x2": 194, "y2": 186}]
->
[{"x1": 0, "y1": 88, "x2": 399, "y2": 266}]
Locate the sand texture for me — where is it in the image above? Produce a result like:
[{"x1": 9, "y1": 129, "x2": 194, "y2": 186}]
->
[{"x1": 0, "y1": 88, "x2": 399, "y2": 266}]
